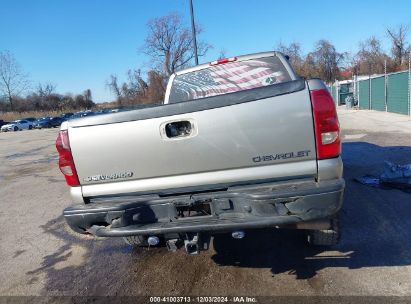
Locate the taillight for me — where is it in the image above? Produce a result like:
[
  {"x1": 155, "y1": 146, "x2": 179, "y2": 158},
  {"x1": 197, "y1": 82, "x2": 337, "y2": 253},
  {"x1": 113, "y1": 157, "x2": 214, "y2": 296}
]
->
[
  {"x1": 310, "y1": 89, "x2": 341, "y2": 160},
  {"x1": 56, "y1": 130, "x2": 80, "y2": 186},
  {"x1": 210, "y1": 57, "x2": 237, "y2": 65}
]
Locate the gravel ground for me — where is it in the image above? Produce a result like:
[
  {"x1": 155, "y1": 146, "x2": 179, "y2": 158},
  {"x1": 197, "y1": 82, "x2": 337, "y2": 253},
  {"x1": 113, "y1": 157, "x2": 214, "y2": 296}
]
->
[{"x1": 0, "y1": 108, "x2": 410, "y2": 297}]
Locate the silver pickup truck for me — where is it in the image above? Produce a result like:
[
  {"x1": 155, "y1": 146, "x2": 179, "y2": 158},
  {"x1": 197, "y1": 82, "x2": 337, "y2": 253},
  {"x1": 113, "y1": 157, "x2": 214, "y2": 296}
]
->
[{"x1": 57, "y1": 51, "x2": 344, "y2": 254}]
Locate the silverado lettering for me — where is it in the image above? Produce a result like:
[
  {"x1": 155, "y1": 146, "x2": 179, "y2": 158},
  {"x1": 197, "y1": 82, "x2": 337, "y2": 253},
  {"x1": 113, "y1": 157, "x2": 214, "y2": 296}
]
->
[{"x1": 84, "y1": 171, "x2": 134, "y2": 182}]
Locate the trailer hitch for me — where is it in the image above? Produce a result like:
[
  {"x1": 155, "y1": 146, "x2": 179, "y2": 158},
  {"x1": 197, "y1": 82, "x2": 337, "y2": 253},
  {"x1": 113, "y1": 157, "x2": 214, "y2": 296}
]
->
[{"x1": 165, "y1": 233, "x2": 210, "y2": 255}]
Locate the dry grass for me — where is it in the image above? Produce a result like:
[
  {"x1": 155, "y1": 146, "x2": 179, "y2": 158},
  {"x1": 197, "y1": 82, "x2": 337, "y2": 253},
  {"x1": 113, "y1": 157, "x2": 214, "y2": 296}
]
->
[{"x1": 0, "y1": 110, "x2": 75, "y2": 121}]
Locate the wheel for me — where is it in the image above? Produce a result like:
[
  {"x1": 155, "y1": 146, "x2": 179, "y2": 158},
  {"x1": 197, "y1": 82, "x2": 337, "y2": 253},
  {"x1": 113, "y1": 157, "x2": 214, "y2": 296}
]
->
[
  {"x1": 123, "y1": 235, "x2": 149, "y2": 247},
  {"x1": 307, "y1": 213, "x2": 341, "y2": 247},
  {"x1": 28, "y1": 125, "x2": 33, "y2": 130},
  {"x1": 13, "y1": 126, "x2": 18, "y2": 131}
]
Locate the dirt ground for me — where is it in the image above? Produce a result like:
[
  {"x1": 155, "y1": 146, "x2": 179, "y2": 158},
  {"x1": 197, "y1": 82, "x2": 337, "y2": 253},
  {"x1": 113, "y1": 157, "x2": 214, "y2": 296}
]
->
[{"x1": 0, "y1": 108, "x2": 411, "y2": 297}]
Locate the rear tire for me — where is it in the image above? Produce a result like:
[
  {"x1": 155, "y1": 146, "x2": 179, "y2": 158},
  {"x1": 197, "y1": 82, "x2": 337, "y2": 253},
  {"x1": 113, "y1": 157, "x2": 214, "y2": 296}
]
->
[
  {"x1": 307, "y1": 213, "x2": 341, "y2": 247},
  {"x1": 123, "y1": 235, "x2": 149, "y2": 247},
  {"x1": 14, "y1": 126, "x2": 18, "y2": 131},
  {"x1": 28, "y1": 125, "x2": 33, "y2": 130}
]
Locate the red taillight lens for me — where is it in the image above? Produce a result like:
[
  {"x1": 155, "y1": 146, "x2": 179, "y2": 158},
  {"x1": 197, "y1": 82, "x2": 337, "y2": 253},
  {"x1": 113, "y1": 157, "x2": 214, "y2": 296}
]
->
[
  {"x1": 56, "y1": 130, "x2": 80, "y2": 186},
  {"x1": 310, "y1": 89, "x2": 341, "y2": 160}
]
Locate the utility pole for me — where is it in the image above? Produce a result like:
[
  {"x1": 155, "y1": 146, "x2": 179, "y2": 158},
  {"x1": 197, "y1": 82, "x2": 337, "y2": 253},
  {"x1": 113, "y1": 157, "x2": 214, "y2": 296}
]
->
[
  {"x1": 189, "y1": 0, "x2": 199, "y2": 65},
  {"x1": 384, "y1": 59, "x2": 387, "y2": 112},
  {"x1": 408, "y1": 54, "x2": 411, "y2": 116}
]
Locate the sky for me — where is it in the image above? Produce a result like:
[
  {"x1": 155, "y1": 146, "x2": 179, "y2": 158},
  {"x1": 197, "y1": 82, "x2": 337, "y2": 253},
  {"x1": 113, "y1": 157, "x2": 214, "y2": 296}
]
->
[{"x1": 1, "y1": 0, "x2": 411, "y2": 102}]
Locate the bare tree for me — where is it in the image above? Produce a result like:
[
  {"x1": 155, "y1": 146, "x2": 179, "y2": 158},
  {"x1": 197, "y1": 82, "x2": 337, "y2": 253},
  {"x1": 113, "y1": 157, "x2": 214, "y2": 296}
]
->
[
  {"x1": 353, "y1": 37, "x2": 392, "y2": 75},
  {"x1": 37, "y1": 82, "x2": 56, "y2": 97},
  {"x1": 0, "y1": 51, "x2": 30, "y2": 110},
  {"x1": 81, "y1": 89, "x2": 94, "y2": 109},
  {"x1": 125, "y1": 69, "x2": 148, "y2": 100},
  {"x1": 276, "y1": 42, "x2": 304, "y2": 75},
  {"x1": 387, "y1": 25, "x2": 410, "y2": 69},
  {"x1": 107, "y1": 75, "x2": 121, "y2": 98},
  {"x1": 309, "y1": 40, "x2": 346, "y2": 83},
  {"x1": 83, "y1": 89, "x2": 92, "y2": 102},
  {"x1": 107, "y1": 70, "x2": 152, "y2": 106},
  {"x1": 145, "y1": 70, "x2": 166, "y2": 103},
  {"x1": 107, "y1": 75, "x2": 123, "y2": 106},
  {"x1": 34, "y1": 82, "x2": 58, "y2": 110},
  {"x1": 142, "y1": 13, "x2": 212, "y2": 76},
  {"x1": 300, "y1": 53, "x2": 318, "y2": 79}
]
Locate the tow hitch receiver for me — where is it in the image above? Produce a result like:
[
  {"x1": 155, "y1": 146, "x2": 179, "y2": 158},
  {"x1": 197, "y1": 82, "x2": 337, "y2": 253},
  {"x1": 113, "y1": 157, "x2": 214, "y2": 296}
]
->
[
  {"x1": 185, "y1": 234, "x2": 199, "y2": 255},
  {"x1": 167, "y1": 233, "x2": 210, "y2": 255}
]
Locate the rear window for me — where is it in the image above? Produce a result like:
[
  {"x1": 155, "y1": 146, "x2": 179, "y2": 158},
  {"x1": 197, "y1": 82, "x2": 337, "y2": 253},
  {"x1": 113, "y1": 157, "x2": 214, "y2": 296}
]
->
[{"x1": 168, "y1": 56, "x2": 291, "y2": 103}]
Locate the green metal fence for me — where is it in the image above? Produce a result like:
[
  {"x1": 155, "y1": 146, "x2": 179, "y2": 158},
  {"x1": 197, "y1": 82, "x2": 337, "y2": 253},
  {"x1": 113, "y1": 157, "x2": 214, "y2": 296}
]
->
[
  {"x1": 355, "y1": 70, "x2": 410, "y2": 115},
  {"x1": 358, "y1": 80, "x2": 370, "y2": 110},
  {"x1": 387, "y1": 71, "x2": 409, "y2": 115},
  {"x1": 370, "y1": 76, "x2": 385, "y2": 111},
  {"x1": 329, "y1": 69, "x2": 410, "y2": 115}
]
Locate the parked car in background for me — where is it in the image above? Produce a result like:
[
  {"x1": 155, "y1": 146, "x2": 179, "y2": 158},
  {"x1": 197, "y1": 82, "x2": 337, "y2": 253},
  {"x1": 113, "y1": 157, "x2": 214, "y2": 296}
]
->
[
  {"x1": 0, "y1": 120, "x2": 9, "y2": 128},
  {"x1": 70, "y1": 111, "x2": 96, "y2": 120},
  {"x1": 49, "y1": 116, "x2": 64, "y2": 127},
  {"x1": 22, "y1": 117, "x2": 37, "y2": 123},
  {"x1": 81, "y1": 111, "x2": 96, "y2": 117},
  {"x1": 34, "y1": 117, "x2": 64, "y2": 129},
  {"x1": 60, "y1": 113, "x2": 74, "y2": 120},
  {"x1": 1, "y1": 120, "x2": 34, "y2": 132},
  {"x1": 100, "y1": 109, "x2": 113, "y2": 114},
  {"x1": 33, "y1": 117, "x2": 52, "y2": 129}
]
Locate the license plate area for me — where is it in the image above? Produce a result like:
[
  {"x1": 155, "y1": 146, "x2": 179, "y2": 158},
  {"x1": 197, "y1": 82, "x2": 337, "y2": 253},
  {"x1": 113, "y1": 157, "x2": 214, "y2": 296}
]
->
[{"x1": 176, "y1": 201, "x2": 212, "y2": 218}]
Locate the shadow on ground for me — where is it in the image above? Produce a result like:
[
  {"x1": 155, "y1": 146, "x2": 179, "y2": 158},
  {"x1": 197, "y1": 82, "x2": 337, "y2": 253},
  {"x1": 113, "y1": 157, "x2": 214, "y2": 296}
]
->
[{"x1": 212, "y1": 141, "x2": 411, "y2": 278}]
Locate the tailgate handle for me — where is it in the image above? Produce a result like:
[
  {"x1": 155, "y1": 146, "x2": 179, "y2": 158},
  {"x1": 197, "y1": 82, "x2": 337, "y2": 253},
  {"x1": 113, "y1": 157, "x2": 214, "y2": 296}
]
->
[{"x1": 164, "y1": 120, "x2": 193, "y2": 138}]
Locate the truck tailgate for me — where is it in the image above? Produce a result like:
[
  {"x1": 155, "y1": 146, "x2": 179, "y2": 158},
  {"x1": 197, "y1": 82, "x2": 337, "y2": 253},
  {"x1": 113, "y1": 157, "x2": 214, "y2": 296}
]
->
[{"x1": 68, "y1": 82, "x2": 317, "y2": 197}]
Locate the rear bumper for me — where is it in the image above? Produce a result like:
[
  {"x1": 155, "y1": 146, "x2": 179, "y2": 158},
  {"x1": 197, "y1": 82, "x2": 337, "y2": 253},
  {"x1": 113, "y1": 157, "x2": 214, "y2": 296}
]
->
[{"x1": 63, "y1": 178, "x2": 345, "y2": 237}]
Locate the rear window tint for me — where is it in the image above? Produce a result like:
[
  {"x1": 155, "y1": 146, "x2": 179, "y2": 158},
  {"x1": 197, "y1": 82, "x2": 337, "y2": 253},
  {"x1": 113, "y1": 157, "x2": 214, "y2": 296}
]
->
[{"x1": 168, "y1": 56, "x2": 291, "y2": 103}]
